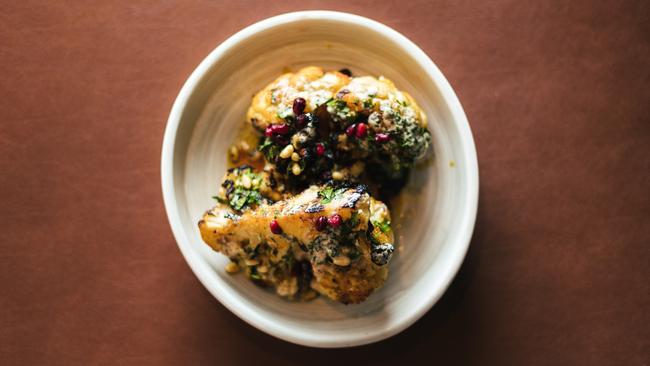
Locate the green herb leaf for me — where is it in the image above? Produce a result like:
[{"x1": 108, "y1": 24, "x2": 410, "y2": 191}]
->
[
  {"x1": 372, "y1": 219, "x2": 392, "y2": 233},
  {"x1": 318, "y1": 186, "x2": 335, "y2": 204},
  {"x1": 349, "y1": 212, "x2": 359, "y2": 228},
  {"x1": 212, "y1": 195, "x2": 228, "y2": 204},
  {"x1": 319, "y1": 186, "x2": 348, "y2": 204},
  {"x1": 227, "y1": 186, "x2": 263, "y2": 211},
  {"x1": 258, "y1": 137, "x2": 274, "y2": 151}
]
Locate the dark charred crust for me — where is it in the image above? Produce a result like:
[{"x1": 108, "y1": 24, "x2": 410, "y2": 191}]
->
[
  {"x1": 239, "y1": 164, "x2": 253, "y2": 171},
  {"x1": 304, "y1": 204, "x2": 325, "y2": 213},
  {"x1": 198, "y1": 219, "x2": 205, "y2": 226},
  {"x1": 371, "y1": 243, "x2": 394, "y2": 266},
  {"x1": 342, "y1": 192, "x2": 362, "y2": 208},
  {"x1": 293, "y1": 260, "x2": 313, "y2": 292},
  {"x1": 205, "y1": 211, "x2": 215, "y2": 217},
  {"x1": 223, "y1": 212, "x2": 239, "y2": 221},
  {"x1": 338, "y1": 68, "x2": 352, "y2": 77},
  {"x1": 355, "y1": 184, "x2": 368, "y2": 194}
]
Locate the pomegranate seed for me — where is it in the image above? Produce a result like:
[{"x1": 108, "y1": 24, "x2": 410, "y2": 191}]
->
[
  {"x1": 264, "y1": 126, "x2": 274, "y2": 137},
  {"x1": 315, "y1": 216, "x2": 328, "y2": 231},
  {"x1": 355, "y1": 123, "x2": 368, "y2": 138},
  {"x1": 293, "y1": 97, "x2": 306, "y2": 115},
  {"x1": 345, "y1": 124, "x2": 357, "y2": 137},
  {"x1": 375, "y1": 133, "x2": 390, "y2": 143},
  {"x1": 270, "y1": 220, "x2": 282, "y2": 234},
  {"x1": 328, "y1": 214, "x2": 342, "y2": 227},
  {"x1": 316, "y1": 143, "x2": 325, "y2": 156},
  {"x1": 271, "y1": 123, "x2": 289, "y2": 135}
]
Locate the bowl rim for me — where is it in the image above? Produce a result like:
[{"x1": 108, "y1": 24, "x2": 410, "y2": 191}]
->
[{"x1": 161, "y1": 10, "x2": 479, "y2": 348}]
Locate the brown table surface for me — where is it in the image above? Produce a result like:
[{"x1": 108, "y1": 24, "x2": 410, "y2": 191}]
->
[{"x1": 2, "y1": 1, "x2": 648, "y2": 365}]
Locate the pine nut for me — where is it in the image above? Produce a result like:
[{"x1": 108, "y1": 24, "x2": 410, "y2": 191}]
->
[
  {"x1": 291, "y1": 163, "x2": 302, "y2": 175},
  {"x1": 333, "y1": 256, "x2": 350, "y2": 266},
  {"x1": 241, "y1": 175, "x2": 251, "y2": 189},
  {"x1": 225, "y1": 262, "x2": 240, "y2": 273},
  {"x1": 279, "y1": 144, "x2": 294, "y2": 159},
  {"x1": 244, "y1": 258, "x2": 259, "y2": 266}
]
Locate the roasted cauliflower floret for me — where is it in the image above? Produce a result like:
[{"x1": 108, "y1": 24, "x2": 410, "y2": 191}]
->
[
  {"x1": 198, "y1": 183, "x2": 394, "y2": 304},
  {"x1": 249, "y1": 66, "x2": 431, "y2": 188},
  {"x1": 247, "y1": 66, "x2": 350, "y2": 129}
]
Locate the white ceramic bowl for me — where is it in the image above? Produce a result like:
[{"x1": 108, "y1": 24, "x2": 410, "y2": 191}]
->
[{"x1": 161, "y1": 11, "x2": 478, "y2": 348}]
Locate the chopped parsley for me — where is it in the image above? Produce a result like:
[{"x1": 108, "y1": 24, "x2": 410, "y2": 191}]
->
[
  {"x1": 229, "y1": 187, "x2": 262, "y2": 210},
  {"x1": 372, "y1": 219, "x2": 392, "y2": 233},
  {"x1": 258, "y1": 137, "x2": 280, "y2": 161},
  {"x1": 319, "y1": 186, "x2": 347, "y2": 204},
  {"x1": 348, "y1": 212, "x2": 359, "y2": 228},
  {"x1": 214, "y1": 166, "x2": 266, "y2": 211}
]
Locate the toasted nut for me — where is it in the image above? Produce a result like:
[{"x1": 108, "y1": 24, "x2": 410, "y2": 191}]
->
[
  {"x1": 292, "y1": 163, "x2": 302, "y2": 175},
  {"x1": 225, "y1": 261, "x2": 240, "y2": 273},
  {"x1": 241, "y1": 175, "x2": 252, "y2": 189},
  {"x1": 244, "y1": 258, "x2": 259, "y2": 266},
  {"x1": 291, "y1": 134, "x2": 302, "y2": 148},
  {"x1": 291, "y1": 152, "x2": 300, "y2": 161},
  {"x1": 332, "y1": 256, "x2": 350, "y2": 266},
  {"x1": 332, "y1": 171, "x2": 344, "y2": 180},
  {"x1": 257, "y1": 265, "x2": 268, "y2": 273},
  {"x1": 350, "y1": 161, "x2": 365, "y2": 177},
  {"x1": 279, "y1": 144, "x2": 294, "y2": 159}
]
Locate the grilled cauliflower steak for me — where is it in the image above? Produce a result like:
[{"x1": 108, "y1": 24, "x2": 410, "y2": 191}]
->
[{"x1": 198, "y1": 184, "x2": 394, "y2": 304}]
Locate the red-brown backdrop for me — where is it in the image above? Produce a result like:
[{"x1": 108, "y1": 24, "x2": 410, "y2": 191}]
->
[{"x1": 1, "y1": 1, "x2": 648, "y2": 365}]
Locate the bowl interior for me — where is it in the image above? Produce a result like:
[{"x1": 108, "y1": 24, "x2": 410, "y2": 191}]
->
[{"x1": 165, "y1": 12, "x2": 476, "y2": 347}]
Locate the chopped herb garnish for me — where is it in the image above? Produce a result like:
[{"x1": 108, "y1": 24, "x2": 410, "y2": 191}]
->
[
  {"x1": 228, "y1": 187, "x2": 262, "y2": 210},
  {"x1": 212, "y1": 195, "x2": 228, "y2": 204},
  {"x1": 319, "y1": 186, "x2": 348, "y2": 204},
  {"x1": 349, "y1": 212, "x2": 359, "y2": 228},
  {"x1": 258, "y1": 138, "x2": 280, "y2": 161},
  {"x1": 258, "y1": 137, "x2": 274, "y2": 151},
  {"x1": 319, "y1": 187, "x2": 335, "y2": 203},
  {"x1": 372, "y1": 219, "x2": 392, "y2": 233}
]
